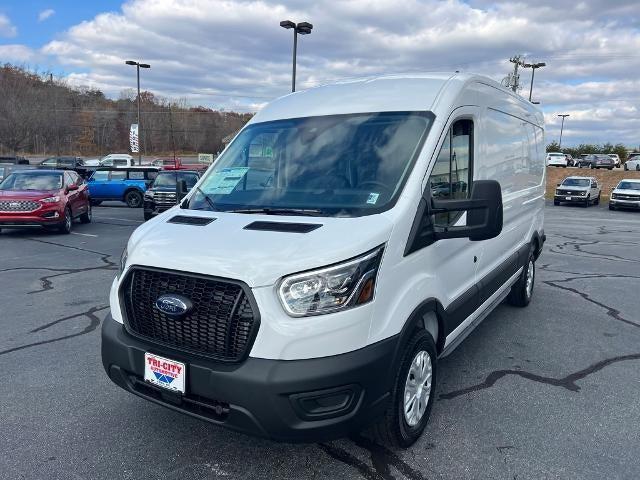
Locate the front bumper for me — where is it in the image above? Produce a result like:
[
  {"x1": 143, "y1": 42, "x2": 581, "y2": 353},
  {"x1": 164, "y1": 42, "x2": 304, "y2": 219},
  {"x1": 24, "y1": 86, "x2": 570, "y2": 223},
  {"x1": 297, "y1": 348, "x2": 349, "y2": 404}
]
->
[
  {"x1": 143, "y1": 199, "x2": 174, "y2": 216},
  {"x1": 554, "y1": 194, "x2": 589, "y2": 203},
  {"x1": 610, "y1": 198, "x2": 640, "y2": 209},
  {"x1": 0, "y1": 207, "x2": 64, "y2": 228},
  {"x1": 101, "y1": 314, "x2": 395, "y2": 442}
]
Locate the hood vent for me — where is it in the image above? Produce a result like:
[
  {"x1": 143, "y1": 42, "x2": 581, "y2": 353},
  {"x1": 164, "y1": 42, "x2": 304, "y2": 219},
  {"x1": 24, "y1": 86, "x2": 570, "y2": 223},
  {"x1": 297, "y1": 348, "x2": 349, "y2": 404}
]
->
[
  {"x1": 244, "y1": 221, "x2": 322, "y2": 233},
  {"x1": 167, "y1": 215, "x2": 216, "y2": 226}
]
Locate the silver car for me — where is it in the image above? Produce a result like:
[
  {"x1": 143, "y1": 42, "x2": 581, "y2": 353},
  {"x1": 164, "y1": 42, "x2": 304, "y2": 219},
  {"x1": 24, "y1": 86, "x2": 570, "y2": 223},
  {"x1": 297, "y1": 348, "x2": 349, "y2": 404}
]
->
[
  {"x1": 554, "y1": 176, "x2": 601, "y2": 207},
  {"x1": 609, "y1": 179, "x2": 640, "y2": 211}
]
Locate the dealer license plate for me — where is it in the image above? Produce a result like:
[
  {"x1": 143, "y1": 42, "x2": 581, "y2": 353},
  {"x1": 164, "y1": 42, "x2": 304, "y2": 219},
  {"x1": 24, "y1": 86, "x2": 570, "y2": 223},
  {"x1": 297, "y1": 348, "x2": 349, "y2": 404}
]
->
[{"x1": 144, "y1": 352, "x2": 186, "y2": 394}]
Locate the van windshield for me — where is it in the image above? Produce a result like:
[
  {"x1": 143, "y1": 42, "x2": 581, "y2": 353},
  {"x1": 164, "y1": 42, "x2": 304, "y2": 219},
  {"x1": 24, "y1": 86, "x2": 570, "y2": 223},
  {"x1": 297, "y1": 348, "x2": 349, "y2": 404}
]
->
[{"x1": 186, "y1": 112, "x2": 433, "y2": 216}]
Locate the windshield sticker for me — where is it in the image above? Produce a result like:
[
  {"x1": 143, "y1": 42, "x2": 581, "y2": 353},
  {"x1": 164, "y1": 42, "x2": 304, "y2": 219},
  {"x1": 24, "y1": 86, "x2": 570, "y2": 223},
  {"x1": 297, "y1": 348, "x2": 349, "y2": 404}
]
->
[
  {"x1": 202, "y1": 167, "x2": 249, "y2": 194},
  {"x1": 366, "y1": 192, "x2": 380, "y2": 205}
]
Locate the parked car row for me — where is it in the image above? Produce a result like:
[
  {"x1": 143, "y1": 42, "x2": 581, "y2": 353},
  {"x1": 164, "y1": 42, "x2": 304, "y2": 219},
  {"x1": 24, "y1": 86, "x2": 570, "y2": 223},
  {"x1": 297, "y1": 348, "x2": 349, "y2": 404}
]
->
[
  {"x1": 546, "y1": 152, "x2": 635, "y2": 169},
  {"x1": 554, "y1": 176, "x2": 640, "y2": 211}
]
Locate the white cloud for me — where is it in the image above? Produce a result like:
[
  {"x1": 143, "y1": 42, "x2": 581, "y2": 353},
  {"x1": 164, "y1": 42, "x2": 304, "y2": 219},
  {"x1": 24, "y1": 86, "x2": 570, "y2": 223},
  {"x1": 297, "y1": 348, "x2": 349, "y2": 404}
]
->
[
  {"x1": 0, "y1": 44, "x2": 36, "y2": 62},
  {"x1": 39, "y1": 0, "x2": 640, "y2": 145},
  {"x1": 0, "y1": 13, "x2": 18, "y2": 37},
  {"x1": 38, "y1": 9, "x2": 56, "y2": 22}
]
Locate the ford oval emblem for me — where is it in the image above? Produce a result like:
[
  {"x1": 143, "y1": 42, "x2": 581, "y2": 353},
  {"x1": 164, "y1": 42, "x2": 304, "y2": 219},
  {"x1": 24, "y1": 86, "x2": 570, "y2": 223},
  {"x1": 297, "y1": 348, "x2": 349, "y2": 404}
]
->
[{"x1": 155, "y1": 294, "x2": 192, "y2": 317}]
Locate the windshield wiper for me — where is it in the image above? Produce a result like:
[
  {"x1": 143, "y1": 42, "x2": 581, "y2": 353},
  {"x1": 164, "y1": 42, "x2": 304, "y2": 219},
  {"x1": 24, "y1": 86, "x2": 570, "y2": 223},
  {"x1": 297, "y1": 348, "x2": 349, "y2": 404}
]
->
[
  {"x1": 227, "y1": 207, "x2": 324, "y2": 217},
  {"x1": 187, "y1": 185, "x2": 217, "y2": 211}
]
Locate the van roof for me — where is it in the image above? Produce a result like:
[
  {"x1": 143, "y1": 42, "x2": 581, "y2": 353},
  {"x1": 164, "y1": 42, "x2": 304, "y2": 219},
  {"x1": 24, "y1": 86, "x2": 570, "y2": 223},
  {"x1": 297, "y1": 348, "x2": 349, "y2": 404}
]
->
[{"x1": 253, "y1": 72, "x2": 540, "y2": 123}]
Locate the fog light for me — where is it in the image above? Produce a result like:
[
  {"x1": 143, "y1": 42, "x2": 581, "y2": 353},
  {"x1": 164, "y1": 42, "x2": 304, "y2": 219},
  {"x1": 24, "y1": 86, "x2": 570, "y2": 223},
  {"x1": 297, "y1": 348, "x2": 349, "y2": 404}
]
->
[
  {"x1": 42, "y1": 211, "x2": 60, "y2": 219},
  {"x1": 290, "y1": 385, "x2": 361, "y2": 420}
]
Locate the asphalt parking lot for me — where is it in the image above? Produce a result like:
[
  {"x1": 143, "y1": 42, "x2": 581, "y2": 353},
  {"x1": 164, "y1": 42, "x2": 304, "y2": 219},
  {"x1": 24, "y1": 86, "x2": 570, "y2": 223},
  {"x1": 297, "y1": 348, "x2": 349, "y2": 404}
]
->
[{"x1": 1, "y1": 202, "x2": 639, "y2": 480}]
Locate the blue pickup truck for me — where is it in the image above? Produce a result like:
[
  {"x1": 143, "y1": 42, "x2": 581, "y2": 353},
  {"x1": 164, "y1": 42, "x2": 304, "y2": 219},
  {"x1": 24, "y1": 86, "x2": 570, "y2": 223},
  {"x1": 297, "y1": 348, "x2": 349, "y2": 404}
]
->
[{"x1": 87, "y1": 167, "x2": 159, "y2": 207}]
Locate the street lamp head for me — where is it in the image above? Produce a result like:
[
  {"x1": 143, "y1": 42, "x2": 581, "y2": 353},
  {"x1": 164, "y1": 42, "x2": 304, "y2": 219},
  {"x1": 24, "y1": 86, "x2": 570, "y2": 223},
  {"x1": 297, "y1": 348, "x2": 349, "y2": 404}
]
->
[
  {"x1": 139, "y1": 63, "x2": 151, "y2": 69},
  {"x1": 125, "y1": 60, "x2": 137, "y2": 66},
  {"x1": 280, "y1": 20, "x2": 295, "y2": 29},
  {"x1": 296, "y1": 21, "x2": 313, "y2": 34},
  {"x1": 536, "y1": 62, "x2": 546, "y2": 68}
]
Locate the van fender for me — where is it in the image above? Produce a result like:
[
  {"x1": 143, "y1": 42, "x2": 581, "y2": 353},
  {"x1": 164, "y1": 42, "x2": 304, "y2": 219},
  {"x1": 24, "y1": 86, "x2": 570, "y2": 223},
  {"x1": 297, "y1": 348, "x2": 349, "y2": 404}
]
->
[{"x1": 387, "y1": 298, "x2": 446, "y2": 384}]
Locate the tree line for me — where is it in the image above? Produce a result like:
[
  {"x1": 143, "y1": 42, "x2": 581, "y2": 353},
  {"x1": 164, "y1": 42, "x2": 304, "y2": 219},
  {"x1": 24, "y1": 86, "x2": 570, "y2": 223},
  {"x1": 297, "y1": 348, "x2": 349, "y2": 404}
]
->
[
  {"x1": 546, "y1": 141, "x2": 635, "y2": 161},
  {"x1": 0, "y1": 64, "x2": 253, "y2": 157}
]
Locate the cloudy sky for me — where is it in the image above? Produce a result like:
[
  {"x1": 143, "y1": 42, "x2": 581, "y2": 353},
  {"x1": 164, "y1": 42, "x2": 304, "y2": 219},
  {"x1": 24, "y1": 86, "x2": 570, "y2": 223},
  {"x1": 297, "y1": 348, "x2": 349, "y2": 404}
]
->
[{"x1": 1, "y1": 0, "x2": 639, "y2": 146}]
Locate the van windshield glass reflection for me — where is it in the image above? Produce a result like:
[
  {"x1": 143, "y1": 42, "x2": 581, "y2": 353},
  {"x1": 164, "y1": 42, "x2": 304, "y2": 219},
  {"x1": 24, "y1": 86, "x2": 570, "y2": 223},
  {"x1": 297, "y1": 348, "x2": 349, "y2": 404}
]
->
[{"x1": 187, "y1": 112, "x2": 432, "y2": 217}]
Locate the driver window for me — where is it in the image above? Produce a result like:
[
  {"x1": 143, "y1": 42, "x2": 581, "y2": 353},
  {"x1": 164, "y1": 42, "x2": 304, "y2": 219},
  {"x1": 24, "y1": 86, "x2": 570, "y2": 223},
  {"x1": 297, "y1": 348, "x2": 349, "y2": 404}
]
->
[{"x1": 428, "y1": 119, "x2": 473, "y2": 225}]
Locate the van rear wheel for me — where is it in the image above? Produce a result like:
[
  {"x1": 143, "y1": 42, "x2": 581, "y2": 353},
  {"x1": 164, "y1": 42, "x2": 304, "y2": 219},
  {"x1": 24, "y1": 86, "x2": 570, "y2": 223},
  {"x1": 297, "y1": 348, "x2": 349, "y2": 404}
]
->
[
  {"x1": 508, "y1": 247, "x2": 535, "y2": 307},
  {"x1": 372, "y1": 330, "x2": 437, "y2": 448}
]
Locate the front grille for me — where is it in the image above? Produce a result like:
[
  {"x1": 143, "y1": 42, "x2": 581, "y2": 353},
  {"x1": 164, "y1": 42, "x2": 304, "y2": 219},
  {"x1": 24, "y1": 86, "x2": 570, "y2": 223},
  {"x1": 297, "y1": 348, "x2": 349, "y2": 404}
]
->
[
  {"x1": 556, "y1": 190, "x2": 582, "y2": 196},
  {"x1": 613, "y1": 194, "x2": 640, "y2": 201},
  {"x1": 154, "y1": 192, "x2": 177, "y2": 207},
  {"x1": 122, "y1": 268, "x2": 259, "y2": 362},
  {"x1": 0, "y1": 200, "x2": 40, "y2": 212}
]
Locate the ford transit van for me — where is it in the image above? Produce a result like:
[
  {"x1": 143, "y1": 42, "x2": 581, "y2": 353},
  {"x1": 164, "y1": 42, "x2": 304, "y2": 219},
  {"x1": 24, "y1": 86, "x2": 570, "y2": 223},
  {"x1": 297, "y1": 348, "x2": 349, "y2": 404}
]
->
[{"x1": 102, "y1": 73, "x2": 545, "y2": 447}]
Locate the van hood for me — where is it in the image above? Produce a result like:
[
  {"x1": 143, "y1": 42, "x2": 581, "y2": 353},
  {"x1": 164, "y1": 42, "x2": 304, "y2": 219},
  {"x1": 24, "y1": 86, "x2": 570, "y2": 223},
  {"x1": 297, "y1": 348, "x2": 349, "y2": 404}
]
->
[{"x1": 126, "y1": 210, "x2": 394, "y2": 287}]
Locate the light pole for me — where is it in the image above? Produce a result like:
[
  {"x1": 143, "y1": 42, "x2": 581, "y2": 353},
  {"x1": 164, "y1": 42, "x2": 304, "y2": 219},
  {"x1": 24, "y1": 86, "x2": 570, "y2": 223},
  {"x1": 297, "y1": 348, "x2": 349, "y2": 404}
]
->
[
  {"x1": 558, "y1": 114, "x2": 569, "y2": 149},
  {"x1": 523, "y1": 62, "x2": 546, "y2": 102},
  {"x1": 125, "y1": 60, "x2": 151, "y2": 164},
  {"x1": 280, "y1": 20, "x2": 313, "y2": 92}
]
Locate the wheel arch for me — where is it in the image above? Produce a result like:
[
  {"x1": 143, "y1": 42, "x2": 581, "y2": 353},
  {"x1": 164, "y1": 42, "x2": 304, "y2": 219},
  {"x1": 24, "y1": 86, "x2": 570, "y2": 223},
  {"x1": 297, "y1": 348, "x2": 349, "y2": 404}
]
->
[{"x1": 388, "y1": 298, "x2": 446, "y2": 381}]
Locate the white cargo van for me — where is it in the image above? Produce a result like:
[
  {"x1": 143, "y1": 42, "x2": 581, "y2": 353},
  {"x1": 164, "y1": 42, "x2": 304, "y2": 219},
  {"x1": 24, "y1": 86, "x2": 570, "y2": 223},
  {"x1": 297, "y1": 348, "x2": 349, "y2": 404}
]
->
[{"x1": 102, "y1": 73, "x2": 545, "y2": 447}]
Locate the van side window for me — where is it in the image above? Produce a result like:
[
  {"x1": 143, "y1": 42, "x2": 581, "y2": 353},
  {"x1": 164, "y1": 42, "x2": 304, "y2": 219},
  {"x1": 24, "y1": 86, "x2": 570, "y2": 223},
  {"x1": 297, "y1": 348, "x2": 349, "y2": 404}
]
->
[
  {"x1": 110, "y1": 171, "x2": 127, "y2": 181},
  {"x1": 428, "y1": 119, "x2": 473, "y2": 225}
]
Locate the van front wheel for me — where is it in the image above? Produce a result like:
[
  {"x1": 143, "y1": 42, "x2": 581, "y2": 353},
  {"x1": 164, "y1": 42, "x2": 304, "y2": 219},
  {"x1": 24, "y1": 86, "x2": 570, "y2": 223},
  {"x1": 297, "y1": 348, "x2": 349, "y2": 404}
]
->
[
  {"x1": 373, "y1": 330, "x2": 437, "y2": 448},
  {"x1": 508, "y1": 248, "x2": 535, "y2": 307}
]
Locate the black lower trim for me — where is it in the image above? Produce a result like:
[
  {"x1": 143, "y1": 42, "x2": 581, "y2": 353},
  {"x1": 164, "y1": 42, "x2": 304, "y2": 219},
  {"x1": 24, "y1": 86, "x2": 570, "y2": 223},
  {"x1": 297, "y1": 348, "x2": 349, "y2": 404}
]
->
[
  {"x1": 443, "y1": 240, "x2": 532, "y2": 335},
  {"x1": 101, "y1": 315, "x2": 396, "y2": 442}
]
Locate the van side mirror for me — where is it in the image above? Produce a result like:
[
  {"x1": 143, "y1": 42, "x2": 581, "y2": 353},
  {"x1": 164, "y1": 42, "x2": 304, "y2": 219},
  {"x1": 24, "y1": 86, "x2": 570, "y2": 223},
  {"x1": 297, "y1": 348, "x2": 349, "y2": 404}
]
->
[
  {"x1": 557, "y1": 183, "x2": 561, "y2": 187},
  {"x1": 404, "y1": 180, "x2": 503, "y2": 255},
  {"x1": 431, "y1": 180, "x2": 503, "y2": 241},
  {"x1": 176, "y1": 179, "x2": 188, "y2": 202}
]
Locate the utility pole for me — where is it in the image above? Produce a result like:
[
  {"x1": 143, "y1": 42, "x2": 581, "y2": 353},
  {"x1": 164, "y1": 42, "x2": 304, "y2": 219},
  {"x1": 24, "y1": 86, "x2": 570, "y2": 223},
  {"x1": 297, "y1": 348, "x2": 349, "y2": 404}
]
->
[
  {"x1": 50, "y1": 73, "x2": 61, "y2": 156},
  {"x1": 507, "y1": 55, "x2": 524, "y2": 92},
  {"x1": 125, "y1": 60, "x2": 151, "y2": 164},
  {"x1": 558, "y1": 114, "x2": 569, "y2": 149}
]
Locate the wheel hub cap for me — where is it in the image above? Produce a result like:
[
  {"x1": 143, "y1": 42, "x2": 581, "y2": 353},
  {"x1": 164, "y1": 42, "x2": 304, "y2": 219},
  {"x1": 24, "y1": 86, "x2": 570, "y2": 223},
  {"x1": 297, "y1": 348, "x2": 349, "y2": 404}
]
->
[
  {"x1": 403, "y1": 350, "x2": 432, "y2": 427},
  {"x1": 525, "y1": 260, "x2": 534, "y2": 298}
]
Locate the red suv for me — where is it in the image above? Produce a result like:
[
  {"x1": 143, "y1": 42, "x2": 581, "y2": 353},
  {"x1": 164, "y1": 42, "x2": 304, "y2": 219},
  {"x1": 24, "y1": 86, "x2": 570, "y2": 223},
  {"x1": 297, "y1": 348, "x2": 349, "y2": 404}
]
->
[{"x1": 0, "y1": 169, "x2": 92, "y2": 234}]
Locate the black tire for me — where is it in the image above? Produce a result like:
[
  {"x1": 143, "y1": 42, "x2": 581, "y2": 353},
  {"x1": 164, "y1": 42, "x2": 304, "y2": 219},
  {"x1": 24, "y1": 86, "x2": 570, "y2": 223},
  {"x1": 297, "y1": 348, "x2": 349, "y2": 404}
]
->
[
  {"x1": 58, "y1": 208, "x2": 72, "y2": 234},
  {"x1": 80, "y1": 203, "x2": 92, "y2": 224},
  {"x1": 90, "y1": 199, "x2": 102, "y2": 206},
  {"x1": 125, "y1": 190, "x2": 143, "y2": 208},
  {"x1": 608, "y1": 167, "x2": 613, "y2": 170},
  {"x1": 609, "y1": 204, "x2": 615, "y2": 211},
  {"x1": 590, "y1": 164, "x2": 595, "y2": 169},
  {"x1": 507, "y1": 246, "x2": 535, "y2": 307},
  {"x1": 562, "y1": 165, "x2": 567, "y2": 168},
  {"x1": 583, "y1": 197, "x2": 590, "y2": 207},
  {"x1": 624, "y1": 164, "x2": 628, "y2": 171},
  {"x1": 594, "y1": 195, "x2": 600, "y2": 205},
  {"x1": 143, "y1": 211, "x2": 154, "y2": 221},
  {"x1": 373, "y1": 330, "x2": 437, "y2": 448},
  {"x1": 636, "y1": 165, "x2": 640, "y2": 172},
  {"x1": 554, "y1": 200, "x2": 560, "y2": 206}
]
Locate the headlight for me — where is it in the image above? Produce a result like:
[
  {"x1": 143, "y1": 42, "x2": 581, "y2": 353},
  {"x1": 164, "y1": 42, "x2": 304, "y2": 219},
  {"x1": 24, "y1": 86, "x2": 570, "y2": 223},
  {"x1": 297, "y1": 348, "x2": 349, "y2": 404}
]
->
[
  {"x1": 581, "y1": 191, "x2": 588, "y2": 196},
  {"x1": 118, "y1": 246, "x2": 128, "y2": 278},
  {"x1": 278, "y1": 246, "x2": 384, "y2": 317},
  {"x1": 40, "y1": 196, "x2": 60, "y2": 203}
]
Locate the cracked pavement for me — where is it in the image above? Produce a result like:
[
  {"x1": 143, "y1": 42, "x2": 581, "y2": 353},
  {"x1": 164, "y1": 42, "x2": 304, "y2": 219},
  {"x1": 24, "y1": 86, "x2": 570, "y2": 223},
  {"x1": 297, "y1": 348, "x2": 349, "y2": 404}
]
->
[{"x1": 1, "y1": 202, "x2": 639, "y2": 480}]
